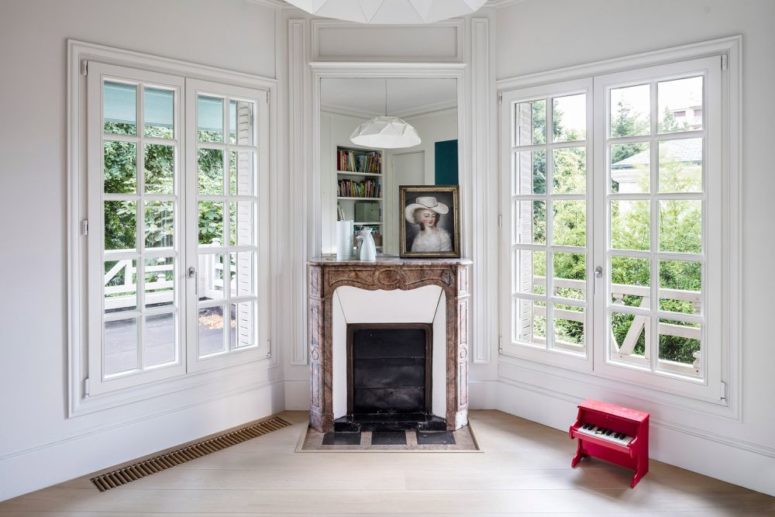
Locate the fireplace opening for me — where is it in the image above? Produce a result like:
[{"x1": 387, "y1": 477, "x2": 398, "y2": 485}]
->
[{"x1": 339, "y1": 323, "x2": 445, "y2": 432}]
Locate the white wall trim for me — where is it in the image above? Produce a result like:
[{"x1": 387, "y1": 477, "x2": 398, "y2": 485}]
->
[
  {"x1": 470, "y1": 17, "x2": 495, "y2": 364},
  {"x1": 246, "y1": 0, "x2": 288, "y2": 8},
  {"x1": 321, "y1": 99, "x2": 458, "y2": 119},
  {"x1": 310, "y1": 19, "x2": 465, "y2": 62},
  {"x1": 499, "y1": 354, "x2": 737, "y2": 420},
  {"x1": 496, "y1": 35, "x2": 743, "y2": 90},
  {"x1": 487, "y1": 0, "x2": 527, "y2": 8},
  {"x1": 288, "y1": 19, "x2": 311, "y2": 366}
]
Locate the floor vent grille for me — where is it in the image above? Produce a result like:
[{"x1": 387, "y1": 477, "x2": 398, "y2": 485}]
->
[{"x1": 90, "y1": 416, "x2": 291, "y2": 492}]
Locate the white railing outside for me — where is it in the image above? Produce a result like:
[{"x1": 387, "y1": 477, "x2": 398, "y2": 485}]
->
[{"x1": 525, "y1": 276, "x2": 701, "y2": 366}]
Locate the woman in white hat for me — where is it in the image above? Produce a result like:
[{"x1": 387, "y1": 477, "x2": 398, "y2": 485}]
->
[{"x1": 405, "y1": 196, "x2": 452, "y2": 252}]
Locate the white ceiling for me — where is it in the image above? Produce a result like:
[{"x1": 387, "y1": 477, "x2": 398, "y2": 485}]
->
[{"x1": 321, "y1": 78, "x2": 457, "y2": 118}]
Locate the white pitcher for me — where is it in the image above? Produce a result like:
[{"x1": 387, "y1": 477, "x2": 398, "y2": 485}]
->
[{"x1": 357, "y1": 227, "x2": 377, "y2": 262}]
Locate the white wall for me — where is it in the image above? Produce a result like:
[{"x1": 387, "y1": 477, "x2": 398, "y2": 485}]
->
[
  {"x1": 0, "y1": 0, "x2": 281, "y2": 501},
  {"x1": 495, "y1": 0, "x2": 775, "y2": 496}
]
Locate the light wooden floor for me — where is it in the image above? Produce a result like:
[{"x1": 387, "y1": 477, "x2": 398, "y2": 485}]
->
[{"x1": 1, "y1": 410, "x2": 773, "y2": 516}]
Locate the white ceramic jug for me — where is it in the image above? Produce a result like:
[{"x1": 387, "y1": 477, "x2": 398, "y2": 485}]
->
[{"x1": 357, "y1": 227, "x2": 377, "y2": 262}]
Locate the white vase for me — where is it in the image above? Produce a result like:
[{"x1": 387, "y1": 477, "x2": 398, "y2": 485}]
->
[
  {"x1": 336, "y1": 220, "x2": 353, "y2": 260},
  {"x1": 358, "y1": 227, "x2": 377, "y2": 262}
]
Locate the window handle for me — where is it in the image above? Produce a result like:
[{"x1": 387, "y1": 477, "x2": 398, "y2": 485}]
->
[
  {"x1": 594, "y1": 266, "x2": 603, "y2": 278},
  {"x1": 188, "y1": 266, "x2": 196, "y2": 279}
]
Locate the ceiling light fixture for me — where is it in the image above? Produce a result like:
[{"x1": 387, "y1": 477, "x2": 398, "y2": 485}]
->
[
  {"x1": 350, "y1": 80, "x2": 421, "y2": 149},
  {"x1": 284, "y1": 0, "x2": 488, "y2": 24}
]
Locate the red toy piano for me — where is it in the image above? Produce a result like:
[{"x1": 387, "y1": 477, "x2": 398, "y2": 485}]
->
[{"x1": 569, "y1": 400, "x2": 650, "y2": 488}]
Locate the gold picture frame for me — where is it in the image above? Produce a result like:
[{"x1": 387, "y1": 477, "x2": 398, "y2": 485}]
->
[{"x1": 399, "y1": 185, "x2": 460, "y2": 258}]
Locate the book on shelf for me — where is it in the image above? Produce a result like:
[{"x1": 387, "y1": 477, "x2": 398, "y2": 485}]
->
[
  {"x1": 337, "y1": 148, "x2": 381, "y2": 174},
  {"x1": 337, "y1": 178, "x2": 381, "y2": 198}
]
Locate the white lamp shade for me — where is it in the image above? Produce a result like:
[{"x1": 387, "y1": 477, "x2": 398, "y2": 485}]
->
[
  {"x1": 285, "y1": 0, "x2": 488, "y2": 24},
  {"x1": 350, "y1": 116, "x2": 421, "y2": 149}
]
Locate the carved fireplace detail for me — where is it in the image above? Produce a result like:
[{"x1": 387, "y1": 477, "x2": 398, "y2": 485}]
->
[{"x1": 307, "y1": 258, "x2": 471, "y2": 432}]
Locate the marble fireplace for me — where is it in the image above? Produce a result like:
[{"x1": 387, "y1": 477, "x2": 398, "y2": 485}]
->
[{"x1": 307, "y1": 257, "x2": 471, "y2": 433}]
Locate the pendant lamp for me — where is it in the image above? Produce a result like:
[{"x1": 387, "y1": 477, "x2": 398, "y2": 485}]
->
[
  {"x1": 284, "y1": 0, "x2": 488, "y2": 24},
  {"x1": 350, "y1": 80, "x2": 421, "y2": 149}
]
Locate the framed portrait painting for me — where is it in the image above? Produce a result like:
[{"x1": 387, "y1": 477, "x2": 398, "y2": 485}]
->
[{"x1": 399, "y1": 185, "x2": 460, "y2": 258}]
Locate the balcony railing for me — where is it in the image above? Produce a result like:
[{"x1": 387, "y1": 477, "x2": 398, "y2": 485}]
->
[{"x1": 522, "y1": 276, "x2": 701, "y2": 368}]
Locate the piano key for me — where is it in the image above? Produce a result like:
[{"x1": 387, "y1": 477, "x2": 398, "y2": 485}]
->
[{"x1": 575, "y1": 424, "x2": 633, "y2": 446}]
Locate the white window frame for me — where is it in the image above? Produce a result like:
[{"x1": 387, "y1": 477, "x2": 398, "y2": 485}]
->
[
  {"x1": 499, "y1": 78, "x2": 594, "y2": 372},
  {"x1": 68, "y1": 41, "x2": 276, "y2": 415},
  {"x1": 498, "y1": 37, "x2": 741, "y2": 410},
  {"x1": 592, "y1": 57, "x2": 723, "y2": 401},
  {"x1": 86, "y1": 63, "x2": 187, "y2": 395}
]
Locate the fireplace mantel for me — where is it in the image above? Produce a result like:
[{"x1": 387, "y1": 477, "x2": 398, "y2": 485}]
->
[{"x1": 307, "y1": 257, "x2": 472, "y2": 432}]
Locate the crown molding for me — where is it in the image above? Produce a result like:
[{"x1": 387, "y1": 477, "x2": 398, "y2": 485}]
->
[
  {"x1": 246, "y1": 0, "x2": 289, "y2": 9},
  {"x1": 487, "y1": 0, "x2": 528, "y2": 7}
]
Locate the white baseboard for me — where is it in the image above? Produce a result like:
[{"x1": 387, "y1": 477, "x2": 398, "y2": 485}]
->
[
  {"x1": 496, "y1": 380, "x2": 775, "y2": 497},
  {"x1": 284, "y1": 379, "x2": 310, "y2": 410},
  {"x1": 0, "y1": 382, "x2": 284, "y2": 502},
  {"x1": 468, "y1": 379, "x2": 499, "y2": 409}
]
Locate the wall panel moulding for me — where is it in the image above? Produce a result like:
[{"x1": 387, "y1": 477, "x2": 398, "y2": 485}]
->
[{"x1": 311, "y1": 20, "x2": 465, "y2": 62}]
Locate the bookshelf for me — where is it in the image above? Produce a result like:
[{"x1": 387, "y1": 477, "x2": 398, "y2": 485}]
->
[{"x1": 336, "y1": 146, "x2": 384, "y2": 248}]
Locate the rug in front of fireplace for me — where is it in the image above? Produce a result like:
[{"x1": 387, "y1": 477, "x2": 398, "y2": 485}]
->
[{"x1": 296, "y1": 424, "x2": 480, "y2": 452}]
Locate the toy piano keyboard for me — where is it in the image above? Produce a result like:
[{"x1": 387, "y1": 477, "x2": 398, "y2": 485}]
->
[{"x1": 569, "y1": 400, "x2": 649, "y2": 488}]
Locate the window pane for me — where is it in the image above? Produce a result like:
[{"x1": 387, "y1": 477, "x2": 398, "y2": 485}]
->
[
  {"x1": 514, "y1": 99, "x2": 546, "y2": 146},
  {"x1": 144, "y1": 313, "x2": 176, "y2": 367},
  {"x1": 144, "y1": 256, "x2": 174, "y2": 308},
  {"x1": 513, "y1": 150, "x2": 546, "y2": 195},
  {"x1": 659, "y1": 138, "x2": 702, "y2": 193},
  {"x1": 610, "y1": 311, "x2": 647, "y2": 358},
  {"x1": 198, "y1": 253, "x2": 225, "y2": 301},
  {"x1": 230, "y1": 150, "x2": 256, "y2": 196},
  {"x1": 610, "y1": 200, "x2": 649, "y2": 251},
  {"x1": 514, "y1": 298, "x2": 546, "y2": 344},
  {"x1": 104, "y1": 201, "x2": 136, "y2": 251},
  {"x1": 552, "y1": 147, "x2": 585, "y2": 194},
  {"x1": 230, "y1": 301, "x2": 256, "y2": 349},
  {"x1": 144, "y1": 201, "x2": 174, "y2": 249},
  {"x1": 610, "y1": 142, "x2": 649, "y2": 193},
  {"x1": 553, "y1": 94, "x2": 586, "y2": 142},
  {"x1": 658, "y1": 318, "x2": 701, "y2": 368},
  {"x1": 144, "y1": 87, "x2": 174, "y2": 138},
  {"x1": 610, "y1": 84, "x2": 650, "y2": 138},
  {"x1": 611, "y1": 256, "x2": 650, "y2": 308},
  {"x1": 230, "y1": 100, "x2": 255, "y2": 145},
  {"x1": 104, "y1": 82, "x2": 136, "y2": 135},
  {"x1": 659, "y1": 200, "x2": 702, "y2": 253},
  {"x1": 104, "y1": 141, "x2": 136, "y2": 194},
  {"x1": 229, "y1": 201, "x2": 255, "y2": 246},
  {"x1": 198, "y1": 306, "x2": 226, "y2": 357},
  {"x1": 198, "y1": 148, "x2": 224, "y2": 194},
  {"x1": 553, "y1": 304, "x2": 584, "y2": 348},
  {"x1": 197, "y1": 95, "x2": 223, "y2": 142},
  {"x1": 658, "y1": 76, "x2": 703, "y2": 133},
  {"x1": 514, "y1": 200, "x2": 546, "y2": 245},
  {"x1": 198, "y1": 201, "x2": 224, "y2": 246},
  {"x1": 104, "y1": 317, "x2": 138, "y2": 376},
  {"x1": 552, "y1": 200, "x2": 585, "y2": 247},
  {"x1": 553, "y1": 252, "x2": 585, "y2": 300},
  {"x1": 104, "y1": 259, "x2": 137, "y2": 313},
  {"x1": 513, "y1": 250, "x2": 545, "y2": 295},
  {"x1": 659, "y1": 260, "x2": 701, "y2": 315},
  {"x1": 229, "y1": 252, "x2": 256, "y2": 297},
  {"x1": 144, "y1": 143, "x2": 174, "y2": 194}
]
